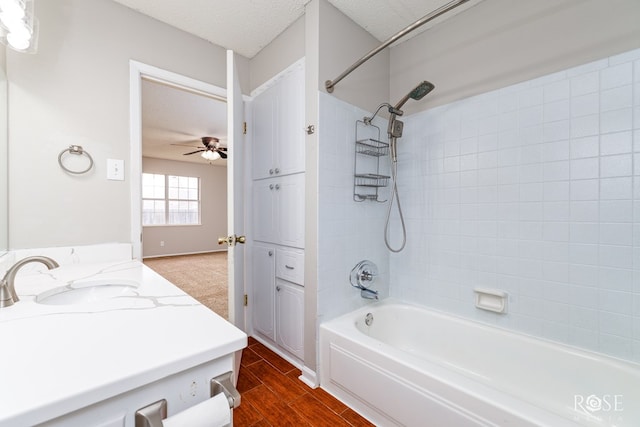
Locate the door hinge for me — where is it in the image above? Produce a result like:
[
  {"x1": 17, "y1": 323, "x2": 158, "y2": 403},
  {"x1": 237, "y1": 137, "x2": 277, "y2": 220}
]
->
[
  {"x1": 243, "y1": 121, "x2": 247, "y2": 135},
  {"x1": 243, "y1": 294, "x2": 248, "y2": 306}
]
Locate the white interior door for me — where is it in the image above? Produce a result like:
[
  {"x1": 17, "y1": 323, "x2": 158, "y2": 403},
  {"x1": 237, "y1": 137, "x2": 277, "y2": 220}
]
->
[{"x1": 226, "y1": 50, "x2": 245, "y2": 329}]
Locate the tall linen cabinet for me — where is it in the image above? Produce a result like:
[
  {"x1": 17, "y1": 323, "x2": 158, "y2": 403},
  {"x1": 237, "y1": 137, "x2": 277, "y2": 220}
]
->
[{"x1": 249, "y1": 62, "x2": 305, "y2": 361}]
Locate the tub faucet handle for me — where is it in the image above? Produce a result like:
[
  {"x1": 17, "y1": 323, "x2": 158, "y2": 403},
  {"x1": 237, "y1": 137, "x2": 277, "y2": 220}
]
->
[
  {"x1": 360, "y1": 270, "x2": 375, "y2": 282},
  {"x1": 350, "y1": 260, "x2": 379, "y2": 300}
]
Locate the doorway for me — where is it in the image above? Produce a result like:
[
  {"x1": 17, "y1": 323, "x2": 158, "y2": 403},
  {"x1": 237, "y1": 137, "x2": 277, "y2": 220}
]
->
[{"x1": 129, "y1": 61, "x2": 232, "y2": 319}]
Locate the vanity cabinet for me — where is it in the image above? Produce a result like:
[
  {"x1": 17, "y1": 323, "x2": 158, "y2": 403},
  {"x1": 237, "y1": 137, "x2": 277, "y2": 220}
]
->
[
  {"x1": 39, "y1": 357, "x2": 235, "y2": 427},
  {"x1": 250, "y1": 243, "x2": 304, "y2": 361},
  {"x1": 0, "y1": 255, "x2": 246, "y2": 427},
  {"x1": 252, "y1": 64, "x2": 304, "y2": 180}
]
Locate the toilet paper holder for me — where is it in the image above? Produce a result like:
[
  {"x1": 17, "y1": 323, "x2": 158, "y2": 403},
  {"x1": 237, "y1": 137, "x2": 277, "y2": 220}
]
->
[{"x1": 135, "y1": 371, "x2": 240, "y2": 427}]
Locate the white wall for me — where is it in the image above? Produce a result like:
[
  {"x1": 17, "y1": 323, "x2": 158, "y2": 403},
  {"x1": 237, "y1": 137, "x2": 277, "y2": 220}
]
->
[
  {"x1": 141, "y1": 157, "x2": 227, "y2": 258},
  {"x1": 392, "y1": 48, "x2": 640, "y2": 362},
  {"x1": 390, "y1": 0, "x2": 640, "y2": 116},
  {"x1": 0, "y1": 43, "x2": 7, "y2": 253},
  {"x1": 317, "y1": 0, "x2": 389, "y2": 114},
  {"x1": 6, "y1": 0, "x2": 246, "y2": 249},
  {"x1": 250, "y1": 17, "x2": 305, "y2": 92}
]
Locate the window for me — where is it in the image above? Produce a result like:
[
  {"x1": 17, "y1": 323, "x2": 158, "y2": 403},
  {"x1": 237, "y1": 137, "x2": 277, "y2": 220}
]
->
[{"x1": 142, "y1": 173, "x2": 200, "y2": 225}]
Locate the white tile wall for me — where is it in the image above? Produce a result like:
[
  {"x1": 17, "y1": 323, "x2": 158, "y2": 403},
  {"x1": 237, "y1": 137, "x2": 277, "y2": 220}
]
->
[
  {"x1": 390, "y1": 48, "x2": 640, "y2": 362},
  {"x1": 317, "y1": 93, "x2": 391, "y2": 322}
]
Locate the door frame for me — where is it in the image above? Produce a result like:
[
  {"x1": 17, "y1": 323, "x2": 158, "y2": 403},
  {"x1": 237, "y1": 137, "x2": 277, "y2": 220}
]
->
[{"x1": 128, "y1": 60, "x2": 227, "y2": 260}]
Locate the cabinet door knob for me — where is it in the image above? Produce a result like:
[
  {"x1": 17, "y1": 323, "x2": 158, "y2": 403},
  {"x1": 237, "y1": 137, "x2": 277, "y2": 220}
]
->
[
  {"x1": 274, "y1": 168, "x2": 280, "y2": 174},
  {"x1": 269, "y1": 169, "x2": 274, "y2": 175},
  {"x1": 268, "y1": 251, "x2": 273, "y2": 256},
  {"x1": 269, "y1": 184, "x2": 274, "y2": 190},
  {"x1": 275, "y1": 184, "x2": 280, "y2": 190},
  {"x1": 276, "y1": 286, "x2": 281, "y2": 292}
]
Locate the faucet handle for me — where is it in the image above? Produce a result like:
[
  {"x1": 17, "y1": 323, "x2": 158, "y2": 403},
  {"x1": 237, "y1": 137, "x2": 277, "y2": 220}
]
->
[
  {"x1": 350, "y1": 260, "x2": 379, "y2": 300},
  {"x1": 0, "y1": 283, "x2": 15, "y2": 308},
  {"x1": 350, "y1": 260, "x2": 378, "y2": 288}
]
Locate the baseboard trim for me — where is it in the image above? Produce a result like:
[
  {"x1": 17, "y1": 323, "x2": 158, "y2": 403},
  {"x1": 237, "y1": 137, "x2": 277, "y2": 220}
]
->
[
  {"x1": 142, "y1": 249, "x2": 227, "y2": 259},
  {"x1": 250, "y1": 334, "x2": 304, "y2": 368},
  {"x1": 250, "y1": 335, "x2": 318, "y2": 388},
  {"x1": 299, "y1": 366, "x2": 319, "y2": 389}
]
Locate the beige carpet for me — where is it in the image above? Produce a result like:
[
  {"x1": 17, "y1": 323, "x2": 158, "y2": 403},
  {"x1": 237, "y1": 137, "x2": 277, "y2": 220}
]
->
[{"x1": 143, "y1": 252, "x2": 228, "y2": 319}]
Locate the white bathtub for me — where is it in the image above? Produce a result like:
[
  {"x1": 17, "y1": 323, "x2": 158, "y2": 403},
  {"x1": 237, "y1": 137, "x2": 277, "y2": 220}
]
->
[{"x1": 320, "y1": 299, "x2": 640, "y2": 426}]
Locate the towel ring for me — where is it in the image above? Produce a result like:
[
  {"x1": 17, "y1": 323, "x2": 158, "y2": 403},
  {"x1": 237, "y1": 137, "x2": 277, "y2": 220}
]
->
[{"x1": 58, "y1": 145, "x2": 94, "y2": 174}]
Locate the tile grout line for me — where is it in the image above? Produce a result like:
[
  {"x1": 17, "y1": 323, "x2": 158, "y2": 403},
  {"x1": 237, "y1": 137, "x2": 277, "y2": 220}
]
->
[{"x1": 240, "y1": 339, "x2": 371, "y2": 427}]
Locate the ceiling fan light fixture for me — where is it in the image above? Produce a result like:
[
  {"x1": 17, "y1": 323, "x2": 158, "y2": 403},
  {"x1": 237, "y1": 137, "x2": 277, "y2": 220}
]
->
[{"x1": 201, "y1": 150, "x2": 220, "y2": 161}]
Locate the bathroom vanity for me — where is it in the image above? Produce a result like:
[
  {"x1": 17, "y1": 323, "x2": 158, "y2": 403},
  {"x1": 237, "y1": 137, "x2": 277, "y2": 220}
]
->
[{"x1": 0, "y1": 247, "x2": 246, "y2": 426}]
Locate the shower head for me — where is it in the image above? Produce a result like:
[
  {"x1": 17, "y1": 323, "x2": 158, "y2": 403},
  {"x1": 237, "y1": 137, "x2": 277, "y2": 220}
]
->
[
  {"x1": 393, "y1": 81, "x2": 435, "y2": 112},
  {"x1": 387, "y1": 81, "x2": 435, "y2": 146}
]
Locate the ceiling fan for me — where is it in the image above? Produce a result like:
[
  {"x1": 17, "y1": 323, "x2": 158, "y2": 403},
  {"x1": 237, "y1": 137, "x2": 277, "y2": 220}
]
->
[{"x1": 183, "y1": 137, "x2": 227, "y2": 160}]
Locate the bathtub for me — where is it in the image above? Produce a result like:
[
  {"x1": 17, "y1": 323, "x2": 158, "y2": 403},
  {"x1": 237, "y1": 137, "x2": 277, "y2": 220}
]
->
[{"x1": 319, "y1": 299, "x2": 640, "y2": 426}]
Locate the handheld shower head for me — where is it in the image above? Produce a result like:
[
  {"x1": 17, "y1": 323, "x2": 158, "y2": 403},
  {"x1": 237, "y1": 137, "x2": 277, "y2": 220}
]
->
[
  {"x1": 393, "y1": 81, "x2": 435, "y2": 112},
  {"x1": 387, "y1": 80, "x2": 435, "y2": 158}
]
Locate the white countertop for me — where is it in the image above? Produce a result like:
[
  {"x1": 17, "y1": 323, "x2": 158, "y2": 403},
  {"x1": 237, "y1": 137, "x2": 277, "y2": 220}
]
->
[{"x1": 0, "y1": 259, "x2": 247, "y2": 426}]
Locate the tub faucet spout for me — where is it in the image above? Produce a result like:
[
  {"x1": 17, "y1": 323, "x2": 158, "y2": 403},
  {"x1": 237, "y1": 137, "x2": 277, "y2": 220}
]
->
[
  {"x1": 0, "y1": 256, "x2": 60, "y2": 308},
  {"x1": 360, "y1": 288, "x2": 379, "y2": 300}
]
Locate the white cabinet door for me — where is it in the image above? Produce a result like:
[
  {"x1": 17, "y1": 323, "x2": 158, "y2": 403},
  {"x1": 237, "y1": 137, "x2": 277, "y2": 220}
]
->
[
  {"x1": 251, "y1": 65, "x2": 304, "y2": 180},
  {"x1": 252, "y1": 173, "x2": 304, "y2": 248},
  {"x1": 252, "y1": 179, "x2": 277, "y2": 244},
  {"x1": 251, "y1": 243, "x2": 275, "y2": 340},
  {"x1": 275, "y1": 279, "x2": 304, "y2": 360},
  {"x1": 252, "y1": 84, "x2": 277, "y2": 180},
  {"x1": 277, "y1": 173, "x2": 305, "y2": 249},
  {"x1": 277, "y1": 67, "x2": 305, "y2": 177}
]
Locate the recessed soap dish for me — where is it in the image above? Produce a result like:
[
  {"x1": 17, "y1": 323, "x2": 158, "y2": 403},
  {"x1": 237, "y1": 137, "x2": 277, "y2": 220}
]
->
[{"x1": 474, "y1": 288, "x2": 507, "y2": 314}]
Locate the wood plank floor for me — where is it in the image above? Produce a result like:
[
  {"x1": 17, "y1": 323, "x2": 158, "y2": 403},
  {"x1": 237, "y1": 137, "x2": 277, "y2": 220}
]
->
[{"x1": 235, "y1": 337, "x2": 374, "y2": 427}]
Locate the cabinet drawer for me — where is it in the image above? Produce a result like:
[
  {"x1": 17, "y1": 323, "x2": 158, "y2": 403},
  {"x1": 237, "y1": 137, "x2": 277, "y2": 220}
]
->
[{"x1": 276, "y1": 248, "x2": 304, "y2": 285}]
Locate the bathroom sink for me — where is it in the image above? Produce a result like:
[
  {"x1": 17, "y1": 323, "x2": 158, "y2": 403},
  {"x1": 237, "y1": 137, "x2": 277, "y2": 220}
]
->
[{"x1": 36, "y1": 279, "x2": 140, "y2": 305}]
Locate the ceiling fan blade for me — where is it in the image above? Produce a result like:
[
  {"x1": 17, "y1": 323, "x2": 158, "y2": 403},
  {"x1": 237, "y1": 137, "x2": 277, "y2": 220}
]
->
[
  {"x1": 217, "y1": 150, "x2": 228, "y2": 159},
  {"x1": 183, "y1": 149, "x2": 205, "y2": 155},
  {"x1": 171, "y1": 142, "x2": 202, "y2": 148}
]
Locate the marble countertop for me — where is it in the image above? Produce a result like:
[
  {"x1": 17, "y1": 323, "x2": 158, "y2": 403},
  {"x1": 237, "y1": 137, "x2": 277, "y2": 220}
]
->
[{"x1": 0, "y1": 259, "x2": 247, "y2": 426}]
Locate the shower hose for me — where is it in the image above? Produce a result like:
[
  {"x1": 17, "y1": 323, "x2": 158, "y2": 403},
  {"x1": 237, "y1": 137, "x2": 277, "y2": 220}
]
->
[{"x1": 384, "y1": 154, "x2": 407, "y2": 252}]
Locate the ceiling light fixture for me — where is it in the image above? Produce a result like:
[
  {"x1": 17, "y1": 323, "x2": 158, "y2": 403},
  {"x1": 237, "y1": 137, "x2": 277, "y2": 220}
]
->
[
  {"x1": 0, "y1": 0, "x2": 38, "y2": 53},
  {"x1": 201, "y1": 150, "x2": 220, "y2": 161}
]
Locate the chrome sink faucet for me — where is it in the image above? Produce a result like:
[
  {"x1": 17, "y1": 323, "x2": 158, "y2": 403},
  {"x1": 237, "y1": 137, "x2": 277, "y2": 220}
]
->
[{"x1": 0, "y1": 256, "x2": 60, "y2": 308}]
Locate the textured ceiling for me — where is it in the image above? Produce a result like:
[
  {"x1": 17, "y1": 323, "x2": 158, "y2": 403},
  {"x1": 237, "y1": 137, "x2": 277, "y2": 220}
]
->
[
  {"x1": 111, "y1": 0, "x2": 479, "y2": 59},
  {"x1": 141, "y1": 79, "x2": 228, "y2": 165}
]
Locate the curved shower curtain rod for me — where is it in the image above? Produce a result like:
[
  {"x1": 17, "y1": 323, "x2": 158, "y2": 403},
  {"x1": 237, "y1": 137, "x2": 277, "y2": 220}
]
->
[{"x1": 325, "y1": 0, "x2": 472, "y2": 93}]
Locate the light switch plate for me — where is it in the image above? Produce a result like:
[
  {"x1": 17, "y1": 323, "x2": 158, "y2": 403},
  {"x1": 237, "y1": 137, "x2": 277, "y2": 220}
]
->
[{"x1": 107, "y1": 159, "x2": 125, "y2": 181}]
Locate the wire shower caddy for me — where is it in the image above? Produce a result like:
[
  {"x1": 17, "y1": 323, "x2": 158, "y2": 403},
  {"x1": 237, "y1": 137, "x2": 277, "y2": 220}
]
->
[{"x1": 353, "y1": 120, "x2": 390, "y2": 202}]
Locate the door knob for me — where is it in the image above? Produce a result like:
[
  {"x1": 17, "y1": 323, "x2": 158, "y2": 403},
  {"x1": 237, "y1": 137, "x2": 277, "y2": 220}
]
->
[{"x1": 218, "y1": 234, "x2": 246, "y2": 247}]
